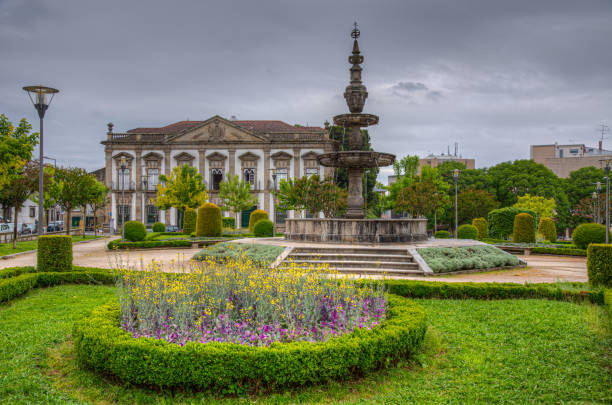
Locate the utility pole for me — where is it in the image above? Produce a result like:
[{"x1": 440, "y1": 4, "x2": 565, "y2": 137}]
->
[
  {"x1": 597, "y1": 124, "x2": 609, "y2": 151},
  {"x1": 600, "y1": 159, "x2": 611, "y2": 244}
]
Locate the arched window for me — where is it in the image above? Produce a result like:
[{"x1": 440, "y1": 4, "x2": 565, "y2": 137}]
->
[
  {"x1": 212, "y1": 168, "x2": 223, "y2": 191},
  {"x1": 243, "y1": 168, "x2": 255, "y2": 186}
]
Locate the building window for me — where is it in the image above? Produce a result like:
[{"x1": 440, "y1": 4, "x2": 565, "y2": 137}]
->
[
  {"x1": 243, "y1": 168, "x2": 255, "y2": 187},
  {"x1": 275, "y1": 168, "x2": 288, "y2": 189},
  {"x1": 117, "y1": 205, "x2": 131, "y2": 226},
  {"x1": 118, "y1": 168, "x2": 130, "y2": 189},
  {"x1": 305, "y1": 167, "x2": 318, "y2": 178},
  {"x1": 147, "y1": 168, "x2": 159, "y2": 191},
  {"x1": 29, "y1": 207, "x2": 36, "y2": 217},
  {"x1": 275, "y1": 208, "x2": 287, "y2": 225},
  {"x1": 146, "y1": 205, "x2": 159, "y2": 225},
  {"x1": 212, "y1": 168, "x2": 223, "y2": 191}
]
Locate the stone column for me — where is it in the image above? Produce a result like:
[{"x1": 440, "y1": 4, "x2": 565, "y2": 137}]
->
[
  {"x1": 135, "y1": 149, "x2": 142, "y2": 222},
  {"x1": 263, "y1": 148, "x2": 270, "y2": 212},
  {"x1": 198, "y1": 149, "x2": 206, "y2": 177},
  {"x1": 293, "y1": 148, "x2": 301, "y2": 178},
  {"x1": 104, "y1": 148, "x2": 113, "y2": 223},
  {"x1": 346, "y1": 167, "x2": 364, "y2": 218},
  {"x1": 164, "y1": 148, "x2": 171, "y2": 224},
  {"x1": 228, "y1": 148, "x2": 236, "y2": 178}
]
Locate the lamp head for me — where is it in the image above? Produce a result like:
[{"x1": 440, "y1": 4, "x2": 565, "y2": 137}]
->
[
  {"x1": 453, "y1": 168, "x2": 459, "y2": 180},
  {"x1": 23, "y1": 85, "x2": 59, "y2": 119},
  {"x1": 120, "y1": 156, "x2": 127, "y2": 170}
]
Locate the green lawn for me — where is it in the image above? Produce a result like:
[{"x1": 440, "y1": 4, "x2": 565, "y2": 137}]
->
[
  {"x1": 0, "y1": 286, "x2": 610, "y2": 404},
  {"x1": 0, "y1": 235, "x2": 103, "y2": 256}
]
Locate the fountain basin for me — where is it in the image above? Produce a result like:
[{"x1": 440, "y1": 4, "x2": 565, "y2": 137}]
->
[
  {"x1": 333, "y1": 113, "x2": 379, "y2": 127},
  {"x1": 285, "y1": 218, "x2": 428, "y2": 243},
  {"x1": 317, "y1": 151, "x2": 395, "y2": 168}
]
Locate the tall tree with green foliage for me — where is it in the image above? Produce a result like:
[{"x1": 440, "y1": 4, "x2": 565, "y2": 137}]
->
[
  {"x1": 393, "y1": 155, "x2": 420, "y2": 178},
  {"x1": 156, "y1": 165, "x2": 208, "y2": 228},
  {"x1": 456, "y1": 189, "x2": 500, "y2": 225},
  {"x1": 564, "y1": 166, "x2": 606, "y2": 209},
  {"x1": 219, "y1": 175, "x2": 258, "y2": 228},
  {"x1": 0, "y1": 114, "x2": 39, "y2": 189},
  {"x1": 513, "y1": 194, "x2": 556, "y2": 220},
  {"x1": 276, "y1": 175, "x2": 347, "y2": 218},
  {"x1": 49, "y1": 167, "x2": 96, "y2": 235},
  {"x1": 394, "y1": 179, "x2": 447, "y2": 218},
  {"x1": 85, "y1": 180, "x2": 109, "y2": 236}
]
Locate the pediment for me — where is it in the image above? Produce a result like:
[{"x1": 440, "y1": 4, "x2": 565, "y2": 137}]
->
[
  {"x1": 112, "y1": 151, "x2": 134, "y2": 161},
  {"x1": 174, "y1": 152, "x2": 195, "y2": 161},
  {"x1": 165, "y1": 115, "x2": 266, "y2": 144},
  {"x1": 238, "y1": 151, "x2": 260, "y2": 161},
  {"x1": 206, "y1": 152, "x2": 227, "y2": 161},
  {"x1": 142, "y1": 152, "x2": 163, "y2": 161},
  {"x1": 271, "y1": 151, "x2": 292, "y2": 160},
  {"x1": 301, "y1": 151, "x2": 319, "y2": 160}
]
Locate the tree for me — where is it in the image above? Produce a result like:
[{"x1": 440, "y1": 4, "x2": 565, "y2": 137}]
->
[
  {"x1": 219, "y1": 175, "x2": 258, "y2": 228},
  {"x1": 276, "y1": 176, "x2": 308, "y2": 215},
  {"x1": 0, "y1": 161, "x2": 40, "y2": 248},
  {"x1": 0, "y1": 114, "x2": 39, "y2": 189},
  {"x1": 513, "y1": 194, "x2": 556, "y2": 220},
  {"x1": 456, "y1": 189, "x2": 500, "y2": 225},
  {"x1": 50, "y1": 167, "x2": 97, "y2": 235},
  {"x1": 86, "y1": 180, "x2": 109, "y2": 236},
  {"x1": 564, "y1": 166, "x2": 606, "y2": 209},
  {"x1": 156, "y1": 165, "x2": 208, "y2": 228},
  {"x1": 393, "y1": 155, "x2": 419, "y2": 178},
  {"x1": 394, "y1": 179, "x2": 448, "y2": 218},
  {"x1": 276, "y1": 175, "x2": 347, "y2": 218}
]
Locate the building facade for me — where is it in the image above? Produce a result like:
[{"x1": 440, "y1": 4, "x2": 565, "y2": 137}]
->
[
  {"x1": 418, "y1": 153, "x2": 475, "y2": 175},
  {"x1": 530, "y1": 143, "x2": 612, "y2": 178},
  {"x1": 101, "y1": 115, "x2": 333, "y2": 230}
]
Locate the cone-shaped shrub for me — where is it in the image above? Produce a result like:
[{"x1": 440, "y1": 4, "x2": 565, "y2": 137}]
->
[
  {"x1": 123, "y1": 221, "x2": 146, "y2": 242},
  {"x1": 182, "y1": 208, "x2": 197, "y2": 235},
  {"x1": 254, "y1": 219, "x2": 274, "y2": 237},
  {"x1": 248, "y1": 209, "x2": 268, "y2": 232},
  {"x1": 457, "y1": 224, "x2": 479, "y2": 240},
  {"x1": 512, "y1": 213, "x2": 535, "y2": 243},
  {"x1": 152, "y1": 222, "x2": 165, "y2": 233},
  {"x1": 196, "y1": 203, "x2": 222, "y2": 237},
  {"x1": 572, "y1": 223, "x2": 610, "y2": 250},
  {"x1": 472, "y1": 217, "x2": 488, "y2": 240},
  {"x1": 538, "y1": 217, "x2": 556, "y2": 242}
]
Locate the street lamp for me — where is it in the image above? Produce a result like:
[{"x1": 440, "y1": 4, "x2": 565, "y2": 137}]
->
[
  {"x1": 453, "y1": 169, "x2": 460, "y2": 239},
  {"x1": 596, "y1": 181, "x2": 602, "y2": 224},
  {"x1": 592, "y1": 191, "x2": 598, "y2": 223},
  {"x1": 600, "y1": 159, "x2": 611, "y2": 244},
  {"x1": 120, "y1": 156, "x2": 127, "y2": 242},
  {"x1": 142, "y1": 174, "x2": 148, "y2": 224},
  {"x1": 269, "y1": 168, "x2": 277, "y2": 238},
  {"x1": 23, "y1": 85, "x2": 59, "y2": 236}
]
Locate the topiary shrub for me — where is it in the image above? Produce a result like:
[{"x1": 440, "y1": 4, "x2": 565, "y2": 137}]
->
[
  {"x1": 488, "y1": 207, "x2": 537, "y2": 239},
  {"x1": 472, "y1": 217, "x2": 488, "y2": 240},
  {"x1": 248, "y1": 209, "x2": 268, "y2": 232},
  {"x1": 572, "y1": 223, "x2": 611, "y2": 250},
  {"x1": 512, "y1": 213, "x2": 535, "y2": 243},
  {"x1": 587, "y1": 244, "x2": 612, "y2": 287},
  {"x1": 434, "y1": 230, "x2": 451, "y2": 239},
  {"x1": 253, "y1": 219, "x2": 274, "y2": 237},
  {"x1": 182, "y1": 208, "x2": 197, "y2": 235},
  {"x1": 196, "y1": 203, "x2": 223, "y2": 237},
  {"x1": 222, "y1": 217, "x2": 236, "y2": 229},
  {"x1": 37, "y1": 235, "x2": 72, "y2": 272},
  {"x1": 123, "y1": 221, "x2": 146, "y2": 242},
  {"x1": 457, "y1": 224, "x2": 479, "y2": 240},
  {"x1": 152, "y1": 222, "x2": 165, "y2": 233},
  {"x1": 538, "y1": 217, "x2": 557, "y2": 242}
]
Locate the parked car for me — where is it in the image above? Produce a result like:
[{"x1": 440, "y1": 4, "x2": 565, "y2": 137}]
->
[
  {"x1": 165, "y1": 225, "x2": 179, "y2": 233},
  {"x1": 19, "y1": 223, "x2": 36, "y2": 235},
  {"x1": 47, "y1": 221, "x2": 64, "y2": 232}
]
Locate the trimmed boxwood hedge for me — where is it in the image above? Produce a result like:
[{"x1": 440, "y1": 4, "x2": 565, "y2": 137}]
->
[
  {"x1": 37, "y1": 235, "x2": 73, "y2": 272},
  {"x1": 538, "y1": 217, "x2": 557, "y2": 242},
  {"x1": 604, "y1": 289, "x2": 612, "y2": 320},
  {"x1": 152, "y1": 222, "x2": 166, "y2": 233},
  {"x1": 487, "y1": 207, "x2": 537, "y2": 239},
  {"x1": 587, "y1": 243, "x2": 612, "y2": 287},
  {"x1": 512, "y1": 213, "x2": 535, "y2": 243},
  {"x1": 572, "y1": 223, "x2": 611, "y2": 250},
  {"x1": 197, "y1": 203, "x2": 223, "y2": 237},
  {"x1": 73, "y1": 295, "x2": 426, "y2": 392},
  {"x1": 253, "y1": 219, "x2": 274, "y2": 237},
  {"x1": 472, "y1": 217, "x2": 488, "y2": 240},
  {"x1": 434, "y1": 230, "x2": 451, "y2": 239},
  {"x1": 107, "y1": 240, "x2": 192, "y2": 250},
  {"x1": 222, "y1": 217, "x2": 235, "y2": 228},
  {"x1": 248, "y1": 209, "x2": 268, "y2": 232},
  {"x1": 457, "y1": 224, "x2": 478, "y2": 240},
  {"x1": 123, "y1": 220, "x2": 147, "y2": 242},
  {"x1": 531, "y1": 247, "x2": 587, "y2": 256},
  {"x1": 182, "y1": 208, "x2": 197, "y2": 235}
]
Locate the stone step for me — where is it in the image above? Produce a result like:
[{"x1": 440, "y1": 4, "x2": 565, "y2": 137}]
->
[
  {"x1": 332, "y1": 267, "x2": 423, "y2": 276},
  {"x1": 287, "y1": 252, "x2": 413, "y2": 262},
  {"x1": 287, "y1": 259, "x2": 420, "y2": 270},
  {"x1": 292, "y1": 246, "x2": 409, "y2": 255}
]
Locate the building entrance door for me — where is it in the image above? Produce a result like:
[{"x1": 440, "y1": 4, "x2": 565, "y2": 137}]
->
[{"x1": 241, "y1": 206, "x2": 257, "y2": 229}]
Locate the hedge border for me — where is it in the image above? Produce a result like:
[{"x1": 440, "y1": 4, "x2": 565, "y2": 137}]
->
[
  {"x1": 107, "y1": 240, "x2": 193, "y2": 250},
  {"x1": 531, "y1": 247, "x2": 587, "y2": 256},
  {"x1": 73, "y1": 295, "x2": 426, "y2": 392}
]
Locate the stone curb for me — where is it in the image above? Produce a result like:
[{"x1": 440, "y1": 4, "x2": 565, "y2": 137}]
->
[
  {"x1": 271, "y1": 246, "x2": 294, "y2": 268},
  {"x1": 407, "y1": 247, "x2": 433, "y2": 275}
]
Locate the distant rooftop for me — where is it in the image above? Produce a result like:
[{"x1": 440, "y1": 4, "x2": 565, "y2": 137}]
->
[{"x1": 126, "y1": 119, "x2": 325, "y2": 135}]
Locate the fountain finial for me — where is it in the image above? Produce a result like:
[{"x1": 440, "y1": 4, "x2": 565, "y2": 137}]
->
[
  {"x1": 351, "y1": 21, "x2": 360, "y2": 39},
  {"x1": 344, "y1": 22, "x2": 367, "y2": 113}
]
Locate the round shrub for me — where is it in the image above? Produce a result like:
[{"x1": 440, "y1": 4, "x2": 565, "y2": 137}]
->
[
  {"x1": 123, "y1": 221, "x2": 146, "y2": 242},
  {"x1": 182, "y1": 208, "x2": 197, "y2": 235},
  {"x1": 37, "y1": 235, "x2": 72, "y2": 272},
  {"x1": 152, "y1": 222, "x2": 165, "y2": 233},
  {"x1": 572, "y1": 223, "x2": 610, "y2": 250},
  {"x1": 457, "y1": 224, "x2": 479, "y2": 240},
  {"x1": 72, "y1": 295, "x2": 426, "y2": 391},
  {"x1": 472, "y1": 217, "x2": 488, "y2": 240},
  {"x1": 538, "y1": 217, "x2": 556, "y2": 242},
  {"x1": 434, "y1": 230, "x2": 451, "y2": 239},
  {"x1": 253, "y1": 219, "x2": 274, "y2": 237},
  {"x1": 248, "y1": 209, "x2": 268, "y2": 232},
  {"x1": 196, "y1": 203, "x2": 222, "y2": 237},
  {"x1": 587, "y1": 244, "x2": 612, "y2": 287},
  {"x1": 512, "y1": 213, "x2": 535, "y2": 243}
]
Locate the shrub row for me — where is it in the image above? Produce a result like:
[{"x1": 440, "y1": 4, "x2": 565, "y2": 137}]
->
[
  {"x1": 604, "y1": 289, "x2": 612, "y2": 321},
  {"x1": 107, "y1": 240, "x2": 193, "y2": 250},
  {"x1": 73, "y1": 294, "x2": 426, "y2": 392},
  {"x1": 531, "y1": 247, "x2": 587, "y2": 256},
  {"x1": 587, "y1": 244, "x2": 612, "y2": 287},
  {"x1": 222, "y1": 217, "x2": 235, "y2": 228},
  {"x1": 0, "y1": 266, "x2": 36, "y2": 279},
  {"x1": 487, "y1": 207, "x2": 537, "y2": 239}
]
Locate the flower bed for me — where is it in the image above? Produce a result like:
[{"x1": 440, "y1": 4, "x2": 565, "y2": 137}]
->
[
  {"x1": 417, "y1": 245, "x2": 520, "y2": 273},
  {"x1": 192, "y1": 242, "x2": 285, "y2": 265}
]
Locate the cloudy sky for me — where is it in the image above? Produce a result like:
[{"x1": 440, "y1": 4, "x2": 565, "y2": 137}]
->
[{"x1": 1, "y1": 0, "x2": 612, "y2": 178}]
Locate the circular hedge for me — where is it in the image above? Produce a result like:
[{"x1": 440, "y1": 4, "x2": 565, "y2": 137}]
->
[
  {"x1": 457, "y1": 224, "x2": 478, "y2": 240},
  {"x1": 253, "y1": 219, "x2": 274, "y2": 237},
  {"x1": 73, "y1": 295, "x2": 426, "y2": 391},
  {"x1": 152, "y1": 222, "x2": 165, "y2": 233},
  {"x1": 123, "y1": 221, "x2": 146, "y2": 242},
  {"x1": 248, "y1": 209, "x2": 268, "y2": 232},
  {"x1": 572, "y1": 223, "x2": 610, "y2": 250}
]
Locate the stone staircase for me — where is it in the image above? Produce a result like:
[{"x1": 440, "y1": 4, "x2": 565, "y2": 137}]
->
[{"x1": 282, "y1": 246, "x2": 424, "y2": 277}]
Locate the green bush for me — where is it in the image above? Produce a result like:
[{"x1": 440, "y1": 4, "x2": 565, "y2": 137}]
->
[
  {"x1": 417, "y1": 245, "x2": 520, "y2": 273},
  {"x1": 123, "y1": 221, "x2": 146, "y2": 242},
  {"x1": 222, "y1": 217, "x2": 236, "y2": 228},
  {"x1": 513, "y1": 213, "x2": 535, "y2": 243},
  {"x1": 107, "y1": 240, "x2": 193, "y2": 250},
  {"x1": 253, "y1": 219, "x2": 274, "y2": 237},
  {"x1": 472, "y1": 217, "x2": 488, "y2": 240},
  {"x1": 587, "y1": 244, "x2": 612, "y2": 287},
  {"x1": 572, "y1": 223, "x2": 611, "y2": 250},
  {"x1": 0, "y1": 266, "x2": 36, "y2": 279},
  {"x1": 434, "y1": 230, "x2": 451, "y2": 239},
  {"x1": 488, "y1": 207, "x2": 537, "y2": 239},
  {"x1": 605, "y1": 290, "x2": 612, "y2": 321},
  {"x1": 248, "y1": 209, "x2": 268, "y2": 232},
  {"x1": 538, "y1": 217, "x2": 556, "y2": 242},
  {"x1": 193, "y1": 242, "x2": 285, "y2": 265},
  {"x1": 0, "y1": 273, "x2": 38, "y2": 303},
  {"x1": 196, "y1": 203, "x2": 223, "y2": 237},
  {"x1": 152, "y1": 222, "x2": 165, "y2": 233},
  {"x1": 37, "y1": 235, "x2": 73, "y2": 272},
  {"x1": 531, "y1": 247, "x2": 586, "y2": 256},
  {"x1": 73, "y1": 295, "x2": 426, "y2": 391},
  {"x1": 457, "y1": 224, "x2": 478, "y2": 240},
  {"x1": 182, "y1": 208, "x2": 197, "y2": 235}
]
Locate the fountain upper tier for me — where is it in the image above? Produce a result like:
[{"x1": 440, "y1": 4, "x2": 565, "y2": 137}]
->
[
  {"x1": 318, "y1": 151, "x2": 395, "y2": 168},
  {"x1": 332, "y1": 113, "x2": 379, "y2": 128}
]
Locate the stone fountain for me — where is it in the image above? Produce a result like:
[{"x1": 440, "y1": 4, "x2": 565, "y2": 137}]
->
[{"x1": 284, "y1": 24, "x2": 427, "y2": 243}]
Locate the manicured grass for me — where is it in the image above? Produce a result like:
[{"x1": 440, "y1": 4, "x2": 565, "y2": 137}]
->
[
  {"x1": 0, "y1": 235, "x2": 103, "y2": 256},
  {"x1": 1, "y1": 285, "x2": 610, "y2": 403}
]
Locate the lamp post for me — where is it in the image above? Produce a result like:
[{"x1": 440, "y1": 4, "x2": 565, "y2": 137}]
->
[
  {"x1": 592, "y1": 192, "x2": 598, "y2": 223},
  {"x1": 600, "y1": 159, "x2": 611, "y2": 244},
  {"x1": 23, "y1": 85, "x2": 59, "y2": 236},
  {"x1": 453, "y1": 169, "x2": 459, "y2": 239},
  {"x1": 269, "y1": 168, "x2": 277, "y2": 238},
  {"x1": 120, "y1": 156, "x2": 127, "y2": 242},
  {"x1": 142, "y1": 175, "x2": 148, "y2": 224},
  {"x1": 596, "y1": 181, "x2": 602, "y2": 224}
]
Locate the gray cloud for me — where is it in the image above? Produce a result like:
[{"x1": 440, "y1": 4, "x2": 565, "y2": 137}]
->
[{"x1": 0, "y1": 0, "x2": 611, "y2": 174}]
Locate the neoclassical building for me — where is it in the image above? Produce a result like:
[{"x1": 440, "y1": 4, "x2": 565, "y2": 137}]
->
[{"x1": 101, "y1": 115, "x2": 333, "y2": 230}]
